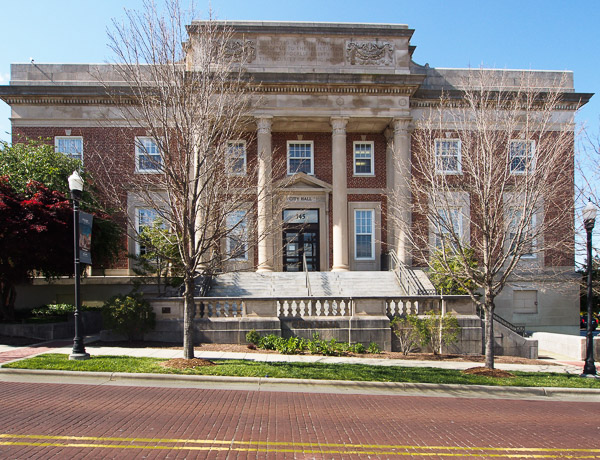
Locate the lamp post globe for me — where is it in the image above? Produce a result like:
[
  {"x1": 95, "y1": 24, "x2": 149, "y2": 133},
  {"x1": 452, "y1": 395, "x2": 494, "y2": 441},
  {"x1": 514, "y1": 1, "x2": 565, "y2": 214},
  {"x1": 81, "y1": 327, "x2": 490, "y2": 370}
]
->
[
  {"x1": 68, "y1": 170, "x2": 90, "y2": 361},
  {"x1": 582, "y1": 199, "x2": 597, "y2": 377}
]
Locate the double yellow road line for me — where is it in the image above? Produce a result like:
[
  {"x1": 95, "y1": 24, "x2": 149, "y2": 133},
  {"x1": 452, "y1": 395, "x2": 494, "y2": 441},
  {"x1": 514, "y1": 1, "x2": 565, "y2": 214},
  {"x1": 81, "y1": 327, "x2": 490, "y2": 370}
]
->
[{"x1": 1, "y1": 434, "x2": 599, "y2": 458}]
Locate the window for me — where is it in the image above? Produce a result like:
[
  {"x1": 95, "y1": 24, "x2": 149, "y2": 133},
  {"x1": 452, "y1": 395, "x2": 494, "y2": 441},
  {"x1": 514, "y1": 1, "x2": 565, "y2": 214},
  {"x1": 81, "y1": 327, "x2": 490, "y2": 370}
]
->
[
  {"x1": 226, "y1": 140, "x2": 246, "y2": 175},
  {"x1": 135, "y1": 137, "x2": 162, "y2": 173},
  {"x1": 435, "y1": 139, "x2": 461, "y2": 174},
  {"x1": 136, "y1": 208, "x2": 164, "y2": 255},
  {"x1": 509, "y1": 140, "x2": 535, "y2": 174},
  {"x1": 513, "y1": 289, "x2": 538, "y2": 314},
  {"x1": 353, "y1": 141, "x2": 374, "y2": 175},
  {"x1": 508, "y1": 209, "x2": 536, "y2": 259},
  {"x1": 226, "y1": 210, "x2": 248, "y2": 260},
  {"x1": 434, "y1": 208, "x2": 461, "y2": 249},
  {"x1": 355, "y1": 209, "x2": 374, "y2": 260},
  {"x1": 55, "y1": 136, "x2": 83, "y2": 162},
  {"x1": 287, "y1": 141, "x2": 314, "y2": 175}
]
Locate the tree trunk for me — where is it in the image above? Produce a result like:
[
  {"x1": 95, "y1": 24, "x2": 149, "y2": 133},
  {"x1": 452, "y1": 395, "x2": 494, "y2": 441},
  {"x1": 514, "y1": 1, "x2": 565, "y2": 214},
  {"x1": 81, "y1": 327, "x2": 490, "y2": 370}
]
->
[
  {"x1": 182, "y1": 274, "x2": 196, "y2": 359},
  {"x1": 484, "y1": 293, "x2": 495, "y2": 369},
  {"x1": 0, "y1": 280, "x2": 16, "y2": 322}
]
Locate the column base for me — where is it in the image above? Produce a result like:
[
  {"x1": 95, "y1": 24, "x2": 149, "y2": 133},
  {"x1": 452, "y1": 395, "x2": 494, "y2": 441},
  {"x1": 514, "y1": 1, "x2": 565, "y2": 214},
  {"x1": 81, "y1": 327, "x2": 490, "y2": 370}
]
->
[
  {"x1": 256, "y1": 265, "x2": 274, "y2": 273},
  {"x1": 331, "y1": 265, "x2": 349, "y2": 272}
]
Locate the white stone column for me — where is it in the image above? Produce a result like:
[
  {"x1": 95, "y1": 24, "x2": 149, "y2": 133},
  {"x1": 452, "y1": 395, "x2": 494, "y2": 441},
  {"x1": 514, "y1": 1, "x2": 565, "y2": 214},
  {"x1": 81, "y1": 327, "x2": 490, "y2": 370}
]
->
[
  {"x1": 331, "y1": 117, "x2": 349, "y2": 271},
  {"x1": 391, "y1": 117, "x2": 412, "y2": 265},
  {"x1": 256, "y1": 116, "x2": 274, "y2": 272}
]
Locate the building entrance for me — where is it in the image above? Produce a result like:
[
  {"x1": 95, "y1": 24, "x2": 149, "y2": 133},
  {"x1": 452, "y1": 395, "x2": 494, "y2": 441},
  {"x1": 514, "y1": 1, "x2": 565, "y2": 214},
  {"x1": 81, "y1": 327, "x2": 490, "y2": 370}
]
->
[{"x1": 282, "y1": 209, "x2": 320, "y2": 272}]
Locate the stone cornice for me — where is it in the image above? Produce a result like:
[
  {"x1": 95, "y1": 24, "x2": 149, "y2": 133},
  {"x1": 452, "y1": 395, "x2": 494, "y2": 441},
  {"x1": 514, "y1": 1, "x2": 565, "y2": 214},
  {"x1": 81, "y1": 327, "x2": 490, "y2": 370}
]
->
[
  {"x1": 0, "y1": 74, "x2": 425, "y2": 104},
  {"x1": 411, "y1": 88, "x2": 593, "y2": 110},
  {"x1": 189, "y1": 21, "x2": 415, "y2": 39}
]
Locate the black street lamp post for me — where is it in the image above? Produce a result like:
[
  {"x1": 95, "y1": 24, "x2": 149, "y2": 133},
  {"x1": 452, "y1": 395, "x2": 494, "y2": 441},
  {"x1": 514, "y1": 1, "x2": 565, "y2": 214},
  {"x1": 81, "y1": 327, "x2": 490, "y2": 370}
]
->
[
  {"x1": 68, "y1": 171, "x2": 90, "y2": 361},
  {"x1": 582, "y1": 199, "x2": 597, "y2": 377}
]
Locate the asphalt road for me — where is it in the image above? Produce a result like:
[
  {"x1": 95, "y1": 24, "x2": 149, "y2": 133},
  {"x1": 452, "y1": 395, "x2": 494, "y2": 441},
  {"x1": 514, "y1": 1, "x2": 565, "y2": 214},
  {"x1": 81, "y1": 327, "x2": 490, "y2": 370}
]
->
[{"x1": 0, "y1": 381, "x2": 599, "y2": 459}]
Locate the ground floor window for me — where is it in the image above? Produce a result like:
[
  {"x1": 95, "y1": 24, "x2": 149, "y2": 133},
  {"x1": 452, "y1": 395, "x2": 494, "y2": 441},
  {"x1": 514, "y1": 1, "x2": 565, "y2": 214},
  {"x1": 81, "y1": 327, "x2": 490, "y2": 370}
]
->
[
  {"x1": 136, "y1": 208, "x2": 164, "y2": 255},
  {"x1": 226, "y1": 210, "x2": 248, "y2": 260},
  {"x1": 354, "y1": 209, "x2": 374, "y2": 260}
]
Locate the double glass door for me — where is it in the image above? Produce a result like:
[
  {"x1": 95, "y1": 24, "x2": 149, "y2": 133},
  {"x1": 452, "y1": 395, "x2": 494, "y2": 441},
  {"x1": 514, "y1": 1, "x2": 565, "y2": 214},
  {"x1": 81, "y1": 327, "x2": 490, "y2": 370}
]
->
[{"x1": 282, "y1": 209, "x2": 319, "y2": 272}]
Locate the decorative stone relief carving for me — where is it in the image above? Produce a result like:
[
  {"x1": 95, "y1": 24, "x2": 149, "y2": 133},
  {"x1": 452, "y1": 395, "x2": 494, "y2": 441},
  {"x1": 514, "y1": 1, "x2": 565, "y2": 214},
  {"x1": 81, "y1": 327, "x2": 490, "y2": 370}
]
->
[
  {"x1": 346, "y1": 41, "x2": 394, "y2": 66},
  {"x1": 224, "y1": 39, "x2": 256, "y2": 63}
]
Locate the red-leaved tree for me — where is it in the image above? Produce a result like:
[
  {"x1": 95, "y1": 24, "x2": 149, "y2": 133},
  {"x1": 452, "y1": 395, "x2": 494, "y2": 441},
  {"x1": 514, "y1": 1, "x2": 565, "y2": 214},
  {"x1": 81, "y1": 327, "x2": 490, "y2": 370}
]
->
[{"x1": 0, "y1": 177, "x2": 73, "y2": 320}]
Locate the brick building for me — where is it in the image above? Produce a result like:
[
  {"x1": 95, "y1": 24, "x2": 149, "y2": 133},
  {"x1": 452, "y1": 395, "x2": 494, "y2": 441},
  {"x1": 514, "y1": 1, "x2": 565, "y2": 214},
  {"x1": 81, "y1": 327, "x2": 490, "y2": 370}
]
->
[{"x1": 0, "y1": 21, "x2": 591, "y2": 334}]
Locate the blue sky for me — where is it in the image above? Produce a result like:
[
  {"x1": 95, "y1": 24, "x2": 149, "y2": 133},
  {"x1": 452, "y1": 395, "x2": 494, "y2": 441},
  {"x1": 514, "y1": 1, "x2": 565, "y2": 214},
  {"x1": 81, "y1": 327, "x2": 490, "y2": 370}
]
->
[{"x1": 1, "y1": 0, "x2": 598, "y2": 142}]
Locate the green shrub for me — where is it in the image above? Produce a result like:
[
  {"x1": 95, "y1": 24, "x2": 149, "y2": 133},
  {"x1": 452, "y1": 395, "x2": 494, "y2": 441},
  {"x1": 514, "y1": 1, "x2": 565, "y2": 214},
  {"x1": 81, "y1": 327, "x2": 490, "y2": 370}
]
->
[
  {"x1": 390, "y1": 314, "x2": 423, "y2": 355},
  {"x1": 258, "y1": 334, "x2": 283, "y2": 350},
  {"x1": 420, "y1": 311, "x2": 461, "y2": 355},
  {"x1": 101, "y1": 293, "x2": 155, "y2": 342},
  {"x1": 367, "y1": 342, "x2": 380, "y2": 354},
  {"x1": 352, "y1": 343, "x2": 366, "y2": 354},
  {"x1": 246, "y1": 329, "x2": 261, "y2": 345}
]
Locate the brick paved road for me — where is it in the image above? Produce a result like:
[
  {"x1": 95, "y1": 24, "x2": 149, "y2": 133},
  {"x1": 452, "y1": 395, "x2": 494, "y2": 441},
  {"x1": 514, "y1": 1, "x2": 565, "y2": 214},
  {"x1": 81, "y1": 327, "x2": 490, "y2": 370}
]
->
[{"x1": 0, "y1": 381, "x2": 599, "y2": 459}]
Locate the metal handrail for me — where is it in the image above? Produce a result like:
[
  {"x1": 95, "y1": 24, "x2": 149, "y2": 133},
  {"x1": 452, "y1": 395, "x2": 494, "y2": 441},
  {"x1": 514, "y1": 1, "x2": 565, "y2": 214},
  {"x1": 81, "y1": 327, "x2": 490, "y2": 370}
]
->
[
  {"x1": 477, "y1": 305, "x2": 526, "y2": 336},
  {"x1": 388, "y1": 249, "x2": 437, "y2": 296},
  {"x1": 303, "y1": 252, "x2": 312, "y2": 296}
]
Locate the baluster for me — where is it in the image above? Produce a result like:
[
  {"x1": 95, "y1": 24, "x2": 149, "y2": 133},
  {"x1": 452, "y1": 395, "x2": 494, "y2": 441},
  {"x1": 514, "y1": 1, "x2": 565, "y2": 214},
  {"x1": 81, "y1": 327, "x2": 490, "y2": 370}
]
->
[
  {"x1": 315, "y1": 300, "x2": 322, "y2": 316},
  {"x1": 306, "y1": 300, "x2": 312, "y2": 316},
  {"x1": 324, "y1": 300, "x2": 330, "y2": 316},
  {"x1": 277, "y1": 300, "x2": 282, "y2": 316},
  {"x1": 331, "y1": 300, "x2": 338, "y2": 316},
  {"x1": 291, "y1": 300, "x2": 298, "y2": 317},
  {"x1": 283, "y1": 300, "x2": 290, "y2": 317},
  {"x1": 340, "y1": 300, "x2": 346, "y2": 316},
  {"x1": 299, "y1": 300, "x2": 306, "y2": 316}
]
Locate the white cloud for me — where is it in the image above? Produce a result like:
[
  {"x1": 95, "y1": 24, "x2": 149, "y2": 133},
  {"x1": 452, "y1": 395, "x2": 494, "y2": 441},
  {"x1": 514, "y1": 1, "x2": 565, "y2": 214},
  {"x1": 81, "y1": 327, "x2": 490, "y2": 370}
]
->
[{"x1": 0, "y1": 73, "x2": 9, "y2": 84}]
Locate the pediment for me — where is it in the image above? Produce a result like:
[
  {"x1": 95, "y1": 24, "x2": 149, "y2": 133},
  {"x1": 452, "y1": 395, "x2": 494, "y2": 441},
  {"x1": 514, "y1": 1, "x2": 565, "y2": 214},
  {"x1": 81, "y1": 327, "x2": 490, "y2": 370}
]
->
[{"x1": 277, "y1": 173, "x2": 332, "y2": 192}]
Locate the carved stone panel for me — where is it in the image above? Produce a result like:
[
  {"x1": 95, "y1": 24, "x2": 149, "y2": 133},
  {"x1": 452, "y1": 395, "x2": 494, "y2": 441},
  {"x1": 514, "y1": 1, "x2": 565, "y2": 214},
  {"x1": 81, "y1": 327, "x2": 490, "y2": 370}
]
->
[{"x1": 346, "y1": 41, "x2": 394, "y2": 66}]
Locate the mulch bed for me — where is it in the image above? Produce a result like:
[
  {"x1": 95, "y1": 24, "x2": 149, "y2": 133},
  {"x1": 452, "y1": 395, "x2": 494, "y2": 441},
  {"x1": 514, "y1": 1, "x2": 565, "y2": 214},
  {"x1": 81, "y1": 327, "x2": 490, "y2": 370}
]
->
[
  {"x1": 462, "y1": 367, "x2": 515, "y2": 378},
  {"x1": 160, "y1": 358, "x2": 216, "y2": 370},
  {"x1": 92, "y1": 341, "x2": 555, "y2": 366}
]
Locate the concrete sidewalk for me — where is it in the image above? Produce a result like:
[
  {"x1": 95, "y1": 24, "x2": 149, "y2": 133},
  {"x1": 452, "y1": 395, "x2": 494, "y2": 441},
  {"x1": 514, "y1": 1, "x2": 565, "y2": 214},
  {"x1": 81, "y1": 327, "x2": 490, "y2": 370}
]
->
[
  {"x1": 1, "y1": 336, "x2": 599, "y2": 401},
  {"x1": 0, "y1": 336, "x2": 587, "y2": 374}
]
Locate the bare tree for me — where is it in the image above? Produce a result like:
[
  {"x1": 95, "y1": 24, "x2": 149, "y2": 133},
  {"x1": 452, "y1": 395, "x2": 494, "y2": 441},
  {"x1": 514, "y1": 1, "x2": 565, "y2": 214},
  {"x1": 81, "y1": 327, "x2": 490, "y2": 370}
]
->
[
  {"x1": 92, "y1": 0, "x2": 282, "y2": 359},
  {"x1": 393, "y1": 69, "x2": 578, "y2": 369}
]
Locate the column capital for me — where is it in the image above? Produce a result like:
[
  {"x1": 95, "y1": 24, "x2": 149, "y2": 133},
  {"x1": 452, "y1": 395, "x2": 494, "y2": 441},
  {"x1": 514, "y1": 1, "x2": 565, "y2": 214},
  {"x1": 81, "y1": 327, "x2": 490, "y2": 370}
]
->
[
  {"x1": 256, "y1": 116, "x2": 273, "y2": 134},
  {"x1": 330, "y1": 117, "x2": 349, "y2": 135},
  {"x1": 391, "y1": 117, "x2": 412, "y2": 135}
]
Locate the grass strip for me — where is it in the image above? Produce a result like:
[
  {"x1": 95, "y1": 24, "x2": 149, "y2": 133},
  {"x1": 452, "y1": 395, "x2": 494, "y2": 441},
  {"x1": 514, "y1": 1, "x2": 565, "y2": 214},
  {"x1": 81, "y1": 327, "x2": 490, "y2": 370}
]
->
[{"x1": 3, "y1": 353, "x2": 600, "y2": 389}]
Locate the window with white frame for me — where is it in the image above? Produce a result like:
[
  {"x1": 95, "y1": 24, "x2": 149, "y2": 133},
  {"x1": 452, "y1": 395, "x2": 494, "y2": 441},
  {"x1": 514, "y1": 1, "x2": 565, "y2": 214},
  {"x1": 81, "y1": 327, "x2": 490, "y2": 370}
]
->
[
  {"x1": 287, "y1": 141, "x2": 314, "y2": 175},
  {"x1": 508, "y1": 209, "x2": 536, "y2": 259},
  {"x1": 509, "y1": 140, "x2": 535, "y2": 174},
  {"x1": 135, "y1": 137, "x2": 162, "y2": 173},
  {"x1": 355, "y1": 209, "x2": 375, "y2": 260},
  {"x1": 55, "y1": 136, "x2": 83, "y2": 162},
  {"x1": 353, "y1": 141, "x2": 374, "y2": 175},
  {"x1": 435, "y1": 139, "x2": 461, "y2": 174},
  {"x1": 226, "y1": 210, "x2": 248, "y2": 260},
  {"x1": 226, "y1": 140, "x2": 246, "y2": 175},
  {"x1": 136, "y1": 208, "x2": 165, "y2": 255},
  {"x1": 434, "y1": 207, "x2": 462, "y2": 249}
]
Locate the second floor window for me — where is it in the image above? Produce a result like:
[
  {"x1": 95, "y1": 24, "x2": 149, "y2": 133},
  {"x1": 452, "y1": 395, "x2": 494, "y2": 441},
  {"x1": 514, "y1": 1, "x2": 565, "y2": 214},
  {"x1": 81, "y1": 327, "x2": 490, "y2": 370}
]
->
[
  {"x1": 55, "y1": 136, "x2": 83, "y2": 162},
  {"x1": 435, "y1": 139, "x2": 461, "y2": 174},
  {"x1": 287, "y1": 141, "x2": 314, "y2": 175},
  {"x1": 353, "y1": 141, "x2": 374, "y2": 175},
  {"x1": 509, "y1": 140, "x2": 535, "y2": 174},
  {"x1": 226, "y1": 140, "x2": 247, "y2": 175},
  {"x1": 135, "y1": 137, "x2": 162, "y2": 173}
]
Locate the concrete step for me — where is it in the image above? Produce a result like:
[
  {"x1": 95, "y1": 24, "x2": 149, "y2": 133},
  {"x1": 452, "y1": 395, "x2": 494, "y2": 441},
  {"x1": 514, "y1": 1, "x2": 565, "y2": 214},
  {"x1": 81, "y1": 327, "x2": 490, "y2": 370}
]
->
[{"x1": 207, "y1": 270, "x2": 424, "y2": 298}]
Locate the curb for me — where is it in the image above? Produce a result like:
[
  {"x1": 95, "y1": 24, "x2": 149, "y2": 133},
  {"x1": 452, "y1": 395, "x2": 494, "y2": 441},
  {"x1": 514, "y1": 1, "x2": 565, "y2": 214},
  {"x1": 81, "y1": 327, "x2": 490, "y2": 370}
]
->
[{"x1": 1, "y1": 368, "x2": 599, "y2": 400}]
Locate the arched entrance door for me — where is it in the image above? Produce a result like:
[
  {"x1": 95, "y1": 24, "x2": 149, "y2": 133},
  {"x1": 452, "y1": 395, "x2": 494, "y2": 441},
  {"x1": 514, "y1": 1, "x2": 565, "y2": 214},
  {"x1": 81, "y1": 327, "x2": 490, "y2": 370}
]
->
[{"x1": 282, "y1": 209, "x2": 320, "y2": 271}]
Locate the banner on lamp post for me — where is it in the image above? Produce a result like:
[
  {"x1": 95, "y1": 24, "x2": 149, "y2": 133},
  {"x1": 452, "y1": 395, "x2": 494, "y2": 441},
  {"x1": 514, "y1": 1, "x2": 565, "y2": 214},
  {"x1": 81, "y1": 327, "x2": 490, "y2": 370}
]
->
[{"x1": 79, "y1": 212, "x2": 93, "y2": 265}]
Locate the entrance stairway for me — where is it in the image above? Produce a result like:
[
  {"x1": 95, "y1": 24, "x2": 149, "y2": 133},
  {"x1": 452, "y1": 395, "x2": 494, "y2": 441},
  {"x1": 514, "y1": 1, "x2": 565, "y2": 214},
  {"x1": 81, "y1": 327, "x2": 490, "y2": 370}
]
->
[{"x1": 207, "y1": 270, "x2": 433, "y2": 298}]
